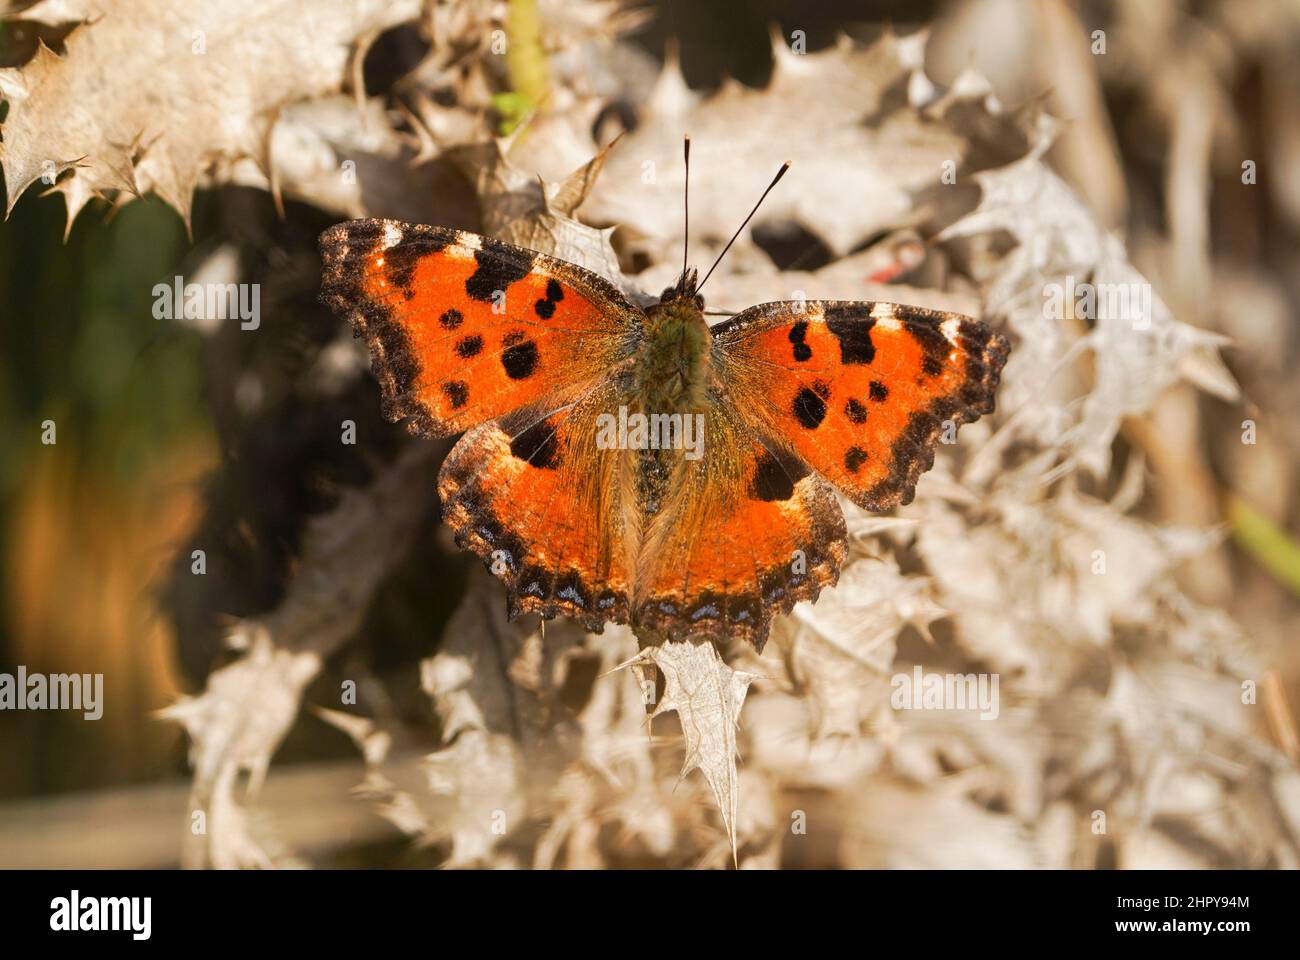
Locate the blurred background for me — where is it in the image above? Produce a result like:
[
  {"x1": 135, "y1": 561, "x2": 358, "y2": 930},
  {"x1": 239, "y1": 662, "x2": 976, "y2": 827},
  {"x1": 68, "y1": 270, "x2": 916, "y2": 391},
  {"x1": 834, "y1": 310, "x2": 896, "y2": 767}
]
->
[{"x1": 0, "y1": 0, "x2": 1297, "y2": 868}]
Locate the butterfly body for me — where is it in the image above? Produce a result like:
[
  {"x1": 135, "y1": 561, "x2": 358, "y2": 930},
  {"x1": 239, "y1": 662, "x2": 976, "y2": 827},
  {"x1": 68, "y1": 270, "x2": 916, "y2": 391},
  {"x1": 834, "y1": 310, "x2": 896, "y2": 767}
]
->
[
  {"x1": 634, "y1": 280, "x2": 711, "y2": 413},
  {"x1": 320, "y1": 219, "x2": 1008, "y2": 650}
]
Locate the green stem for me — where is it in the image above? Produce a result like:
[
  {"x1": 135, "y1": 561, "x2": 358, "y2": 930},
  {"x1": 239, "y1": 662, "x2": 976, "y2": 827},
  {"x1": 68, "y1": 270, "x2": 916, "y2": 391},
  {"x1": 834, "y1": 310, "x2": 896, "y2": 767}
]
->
[
  {"x1": 495, "y1": 0, "x2": 549, "y2": 135},
  {"x1": 1227, "y1": 495, "x2": 1300, "y2": 597}
]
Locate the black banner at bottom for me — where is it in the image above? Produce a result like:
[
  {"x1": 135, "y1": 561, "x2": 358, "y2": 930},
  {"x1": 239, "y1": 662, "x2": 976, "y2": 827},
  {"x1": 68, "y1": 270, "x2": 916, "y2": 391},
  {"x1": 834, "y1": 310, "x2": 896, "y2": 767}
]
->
[{"x1": 0, "y1": 868, "x2": 1279, "y2": 946}]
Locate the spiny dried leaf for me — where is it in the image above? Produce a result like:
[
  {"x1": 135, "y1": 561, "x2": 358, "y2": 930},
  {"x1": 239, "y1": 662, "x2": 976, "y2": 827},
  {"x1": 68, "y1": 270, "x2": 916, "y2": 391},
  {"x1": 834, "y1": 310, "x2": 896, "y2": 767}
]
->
[
  {"x1": 938, "y1": 147, "x2": 1239, "y2": 477},
  {"x1": 450, "y1": 137, "x2": 644, "y2": 300},
  {"x1": 159, "y1": 626, "x2": 320, "y2": 868},
  {"x1": 159, "y1": 444, "x2": 440, "y2": 867},
  {"x1": 613, "y1": 639, "x2": 758, "y2": 860},
  {"x1": 0, "y1": 0, "x2": 419, "y2": 231},
  {"x1": 580, "y1": 29, "x2": 1033, "y2": 261}
]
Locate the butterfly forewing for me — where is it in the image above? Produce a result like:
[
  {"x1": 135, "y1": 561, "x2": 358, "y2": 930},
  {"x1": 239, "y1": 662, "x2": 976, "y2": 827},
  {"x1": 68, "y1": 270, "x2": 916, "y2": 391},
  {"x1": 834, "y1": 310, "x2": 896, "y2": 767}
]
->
[
  {"x1": 319, "y1": 219, "x2": 642, "y2": 438},
  {"x1": 712, "y1": 300, "x2": 1009, "y2": 512}
]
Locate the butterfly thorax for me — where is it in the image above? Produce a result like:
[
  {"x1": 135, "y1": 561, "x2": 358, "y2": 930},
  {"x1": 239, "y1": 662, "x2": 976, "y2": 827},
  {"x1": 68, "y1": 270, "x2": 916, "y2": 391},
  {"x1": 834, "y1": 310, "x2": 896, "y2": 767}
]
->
[{"x1": 635, "y1": 275, "x2": 711, "y2": 414}]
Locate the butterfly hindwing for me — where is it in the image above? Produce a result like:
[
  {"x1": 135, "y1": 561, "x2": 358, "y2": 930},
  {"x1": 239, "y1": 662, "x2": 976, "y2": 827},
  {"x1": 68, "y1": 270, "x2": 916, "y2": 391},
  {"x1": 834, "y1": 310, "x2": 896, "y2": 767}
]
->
[
  {"x1": 437, "y1": 377, "x2": 636, "y2": 632},
  {"x1": 712, "y1": 300, "x2": 1010, "y2": 511},
  {"x1": 631, "y1": 402, "x2": 847, "y2": 650},
  {"x1": 319, "y1": 219, "x2": 641, "y2": 438}
]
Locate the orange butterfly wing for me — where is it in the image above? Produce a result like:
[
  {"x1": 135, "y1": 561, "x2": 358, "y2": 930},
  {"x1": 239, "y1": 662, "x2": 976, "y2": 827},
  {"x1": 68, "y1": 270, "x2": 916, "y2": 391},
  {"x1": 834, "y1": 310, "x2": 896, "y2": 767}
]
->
[
  {"x1": 713, "y1": 301, "x2": 1010, "y2": 511},
  {"x1": 631, "y1": 405, "x2": 847, "y2": 649},
  {"x1": 319, "y1": 219, "x2": 641, "y2": 438},
  {"x1": 439, "y1": 380, "x2": 636, "y2": 632}
]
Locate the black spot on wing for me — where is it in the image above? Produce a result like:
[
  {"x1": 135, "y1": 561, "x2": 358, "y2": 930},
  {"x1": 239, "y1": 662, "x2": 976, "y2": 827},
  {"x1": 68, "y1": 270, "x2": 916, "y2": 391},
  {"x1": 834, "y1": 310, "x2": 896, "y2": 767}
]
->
[
  {"x1": 793, "y1": 387, "x2": 827, "y2": 429},
  {"x1": 844, "y1": 398, "x2": 867, "y2": 424},
  {"x1": 751, "y1": 450, "x2": 806, "y2": 502},
  {"x1": 534, "y1": 277, "x2": 566, "y2": 320},
  {"x1": 385, "y1": 232, "x2": 452, "y2": 298},
  {"x1": 509, "y1": 416, "x2": 562, "y2": 469},
  {"x1": 443, "y1": 380, "x2": 469, "y2": 409},
  {"x1": 501, "y1": 338, "x2": 540, "y2": 379},
  {"x1": 824, "y1": 305, "x2": 876, "y2": 365},
  {"x1": 455, "y1": 334, "x2": 483, "y2": 358},
  {"x1": 465, "y1": 243, "x2": 535, "y2": 302},
  {"x1": 844, "y1": 446, "x2": 869, "y2": 473},
  {"x1": 869, "y1": 380, "x2": 889, "y2": 402},
  {"x1": 439, "y1": 309, "x2": 463, "y2": 330},
  {"x1": 903, "y1": 313, "x2": 952, "y2": 378},
  {"x1": 788, "y1": 321, "x2": 812, "y2": 362}
]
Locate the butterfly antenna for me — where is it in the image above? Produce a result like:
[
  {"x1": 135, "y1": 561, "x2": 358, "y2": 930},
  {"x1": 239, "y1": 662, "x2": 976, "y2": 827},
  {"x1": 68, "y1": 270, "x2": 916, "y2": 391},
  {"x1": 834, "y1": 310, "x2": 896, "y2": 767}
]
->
[
  {"x1": 696, "y1": 160, "x2": 791, "y2": 295},
  {"x1": 682, "y1": 135, "x2": 691, "y2": 284}
]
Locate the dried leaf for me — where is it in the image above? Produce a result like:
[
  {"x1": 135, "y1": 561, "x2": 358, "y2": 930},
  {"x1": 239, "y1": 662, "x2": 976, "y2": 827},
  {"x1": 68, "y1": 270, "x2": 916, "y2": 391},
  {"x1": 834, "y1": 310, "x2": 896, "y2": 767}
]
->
[
  {"x1": 159, "y1": 444, "x2": 440, "y2": 867},
  {"x1": 775, "y1": 555, "x2": 945, "y2": 739},
  {"x1": 613, "y1": 639, "x2": 757, "y2": 860},
  {"x1": 0, "y1": 0, "x2": 419, "y2": 230},
  {"x1": 580, "y1": 29, "x2": 1038, "y2": 264},
  {"x1": 451, "y1": 137, "x2": 644, "y2": 300},
  {"x1": 938, "y1": 147, "x2": 1239, "y2": 476}
]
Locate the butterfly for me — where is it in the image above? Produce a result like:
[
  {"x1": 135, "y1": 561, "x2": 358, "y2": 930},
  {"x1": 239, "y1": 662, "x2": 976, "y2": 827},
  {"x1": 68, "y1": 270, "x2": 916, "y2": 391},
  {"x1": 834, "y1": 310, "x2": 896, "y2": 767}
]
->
[{"x1": 318, "y1": 145, "x2": 1009, "y2": 651}]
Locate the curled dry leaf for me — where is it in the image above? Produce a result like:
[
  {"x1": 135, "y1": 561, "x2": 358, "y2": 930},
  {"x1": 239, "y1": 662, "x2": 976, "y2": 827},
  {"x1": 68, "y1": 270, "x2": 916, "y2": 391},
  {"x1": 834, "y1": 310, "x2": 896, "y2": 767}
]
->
[
  {"x1": 938, "y1": 145, "x2": 1239, "y2": 478},
  {"x1": 0, "y1": 0, "x2": 420, "y2": 230},
  {"x1": 772, "y1": 554, "x2": 946, "y2": 740},
  {"x1": 612, "y1": 639, "x2": 758, "y2": 860},
  {"x1": 160, "y1": 444, "x2": 440, "y2": 867}
]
